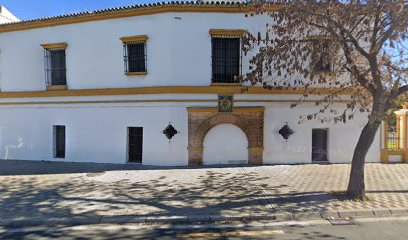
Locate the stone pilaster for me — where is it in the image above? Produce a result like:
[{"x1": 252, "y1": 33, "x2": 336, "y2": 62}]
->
[
  {"x1": 248, "y1": 147, "x2": 264, "y2": 165},
  {"x1": 188, "y1": 147, "x2": 203, "y2": 166}
]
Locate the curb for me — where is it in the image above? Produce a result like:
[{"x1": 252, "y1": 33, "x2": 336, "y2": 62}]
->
[{"x1": 1, "y1": 208, "x2": 408, "y2": 228}]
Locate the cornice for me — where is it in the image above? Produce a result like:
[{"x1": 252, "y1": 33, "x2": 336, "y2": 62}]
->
[
  {"x1": 0, "y1": 86, "x2": 347, "y2": 99},
  {"x1": 0, "y1": 3, "x2": 266, "y2": 33}
]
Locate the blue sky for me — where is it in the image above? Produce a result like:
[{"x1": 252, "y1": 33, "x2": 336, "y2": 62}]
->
[{"x1": 0, "y1": 0, "x2": 156, "y2": 20}]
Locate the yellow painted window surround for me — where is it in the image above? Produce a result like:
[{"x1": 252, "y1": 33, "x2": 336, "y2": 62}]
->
[
  {"x1": 120, "y1": 35, "x2": 148, "y2": 43},
  {"x1": 46, "y1": 85, "x2": 67, "y2": 91},
  {"x1": 120, "y1": 35, "x2": 148, "y2": 76},
  {"x1": 125, "y1": 72, "x2": 148, "y2": 76},
  {"x1": 210, "y1": 29, "x2": 244, "y2": 85},
  {"x1": 41, "y1": 42, "x2": 68, "y2": 91},
  {"x1": 41, "y1": 42, "x2": 68, "y2": 49},
  {"x1": 209, "y1": 29, "x2": 246, "y2": 37}
]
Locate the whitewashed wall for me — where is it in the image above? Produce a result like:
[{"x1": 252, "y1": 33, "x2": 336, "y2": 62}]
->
[
  {"x1": 0, "y1": 6, "x2": 19, "y2": 24},
  {"x1": 0, "y1": 95, "x2": 380, "y2": 165},
  {"x1": 0, "y1": 103, "x2": 191, "y2": 166},
  {"x1": 234, "y1": 99, "x2": 380, "y2": 164},
  {"x1": 0, "y1": 11, "x2": 381, "y2": 165},
  {"x1": 0, "y1": 12, "x2": 268, "y2": 91},
  {"x1": 262, "y1": 105, "x2": 380, "y2": 164},
  {"x1": 203, "y1": 124, "x2": 249, "y2": 165}
]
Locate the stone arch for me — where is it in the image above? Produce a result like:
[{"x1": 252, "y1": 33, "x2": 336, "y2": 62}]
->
[{"x1": 188, "y1": 107, "x2": 264, "y2": 165}]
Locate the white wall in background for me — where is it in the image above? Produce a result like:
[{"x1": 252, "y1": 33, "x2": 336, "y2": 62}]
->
[{"x1": 203, "y1": 124, "x2": 249, "y2": 165}]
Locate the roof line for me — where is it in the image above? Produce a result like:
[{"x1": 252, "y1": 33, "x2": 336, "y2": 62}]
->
[{"x1": 0, "y1": 1, "x2": 264, "y2": 33}]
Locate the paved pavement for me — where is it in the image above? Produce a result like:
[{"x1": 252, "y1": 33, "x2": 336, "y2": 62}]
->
[{"x1": 0, "y1": 160, "x2": 408, "y2": 227}]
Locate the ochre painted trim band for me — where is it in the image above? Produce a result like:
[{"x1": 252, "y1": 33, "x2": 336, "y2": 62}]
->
[
  {"x1": 209, "y1": 29, "x2": 246, "y2": 36},
  {"x1": 120, "y1": 35, "x2": 149, "y2": 43},
  {"x1": 187, "y1": 107, "x2": 265, "y2": 113},
  {"x1": 125, "y1": 72, "x2": 148, "y2": 76},
  {"x1": 46, "y1": 85, "x2": 68, "y2": 91},
  {"x1": 0, "y1": 99, "x2": 350, "y2": 106},
  {"x1": 0, "y1": 99, "x2": 217, "y2": 106},
  {"x1": 0, "y1": 6, "x2": 265, "y2": 33},
  {"x1": 0, "y1": 86, "x2": 347, "y2": 99},
  {"x1": 41, "y1": 43, "x2": 68, "y2": 49},
  {"x1": 234, "y1": 99, "x2": 350, "y2": 103}
]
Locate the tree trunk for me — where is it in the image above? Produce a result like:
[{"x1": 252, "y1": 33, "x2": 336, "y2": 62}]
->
[{"x1": 347, "y1": 118, "x2": 382, "y2": 200}]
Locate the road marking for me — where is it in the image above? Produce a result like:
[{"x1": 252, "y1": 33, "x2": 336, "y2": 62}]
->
[{"x1": 177, "y1": 230, "x2": 285, "y2": 238}]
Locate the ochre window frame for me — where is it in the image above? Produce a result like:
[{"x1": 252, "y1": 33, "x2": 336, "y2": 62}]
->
[
  {"x1": 41, "y1": 42, "x2": 68, "y2": 50},
  {"x1": 209, "y1": 29, "x2": 245, "y2": 85},
  {"x1": 41, "y1": 42, "x2": 68, "y2": 91},
  {"x1": 209, "y1": 29, "x2": 246, "y2": 37},
  {"x1": 120, "y1": 35, "x2": 148, "y2": 76}
]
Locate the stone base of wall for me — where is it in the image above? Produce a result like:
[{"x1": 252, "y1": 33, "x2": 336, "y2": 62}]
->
[{"x1": 187, "y1": 107, "x2": 264, "y2": 166}]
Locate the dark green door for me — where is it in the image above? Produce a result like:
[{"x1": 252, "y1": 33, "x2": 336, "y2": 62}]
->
[
  {"x1": 312, "y1": 129, "x2": 328, "y2": 162},
  {"x1": 128, "y1": 127, "x2": 143, "y2": 163}
]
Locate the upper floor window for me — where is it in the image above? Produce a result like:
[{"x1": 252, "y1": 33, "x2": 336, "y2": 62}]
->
[
  {"x1": 210, "y1": 29, "x2": 245, "y2": 84},
  {"x1": 313, "y1": 40, "x2": 332, "y2": 72},
  {"x1": 41, "y1": 43, "x2": 67, "y2": 90},
  {"x1": 120, "y1": 35, "x2": 148, "y2": 76}
]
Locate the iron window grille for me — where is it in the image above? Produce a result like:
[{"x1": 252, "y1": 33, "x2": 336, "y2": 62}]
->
[
  {"x1": 44, "y1": 48, "x2": 67, "y2": 86},
  {"x1": 211, "y1": 35, "x2": 242, "y2": 84},
  {"x1": 54, "y1": 125, "x2": 66, "y2": 158},
  {"x1": 123, "y1": 41, "x2": 147, "y2": 74},
  {"x1": 313, "y1": 40, "x2": 332, "y2": 72}
]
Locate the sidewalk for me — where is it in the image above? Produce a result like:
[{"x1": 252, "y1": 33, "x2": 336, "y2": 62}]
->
[{"x1": 1, "y1": 160, "x2": 408, "y2": 227}]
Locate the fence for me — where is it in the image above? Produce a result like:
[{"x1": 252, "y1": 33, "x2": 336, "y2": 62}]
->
[{"x1": 387, "y1": 132, "x2": 400, "y2": 151}]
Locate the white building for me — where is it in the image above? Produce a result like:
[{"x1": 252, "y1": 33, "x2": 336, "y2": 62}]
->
[
  {"x1": 0, "y1": 2, "x2": 381, "y2": 166},
  {"x1": 0, "y1": 6, "x2": 19, "y2": 24}
]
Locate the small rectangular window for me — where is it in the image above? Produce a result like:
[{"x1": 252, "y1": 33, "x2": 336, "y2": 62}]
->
[
  {"x1": 44, "y1": 48, "x2": 67, "y2": 86},
  {"x1": 54, "y1": 125, "x2": 66, "y2": 158},
  {"x1": 128, "y1": 127, "x2": 143, "y2": 163},
  {"x1": 211, "y1": 37, "x2": 241, "y2": 84}
]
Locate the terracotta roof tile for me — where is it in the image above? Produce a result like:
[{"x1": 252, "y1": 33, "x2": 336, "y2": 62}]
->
[{"x1": 0, "y1": 1, "x2": 248, "y2": 27}]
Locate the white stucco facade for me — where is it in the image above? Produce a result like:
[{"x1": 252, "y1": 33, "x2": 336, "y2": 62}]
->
[
  {"x1": 0, "y1": 6, "x2": 19, "y2": 24},
  {"x1": 0, "y1": 3, "x2": 380, "y2": 166}
]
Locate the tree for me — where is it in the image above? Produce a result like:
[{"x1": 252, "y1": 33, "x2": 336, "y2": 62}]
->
[{"x1": 243, "y1": 0, "x2": 408, "y2": 200}]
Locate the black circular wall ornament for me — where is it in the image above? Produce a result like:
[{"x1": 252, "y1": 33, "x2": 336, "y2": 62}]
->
[
  {"x1": 163, "y1": 123, "x2": 179, "y2": 141},
  {"x1": 278, "y1": 122, "x2": 294, "y2": 141}
]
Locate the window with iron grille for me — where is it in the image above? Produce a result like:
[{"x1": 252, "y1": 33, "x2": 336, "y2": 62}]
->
[
  {"x1": 54, "y1": 125, "x2": 66, "y2": 158},
  {"x1": 212, "y1": 37, "x2": 241, "y2": 84},
  {"x1": 313, "y1": 40, "x2": 332, "y2": 72},
  {"x1": 128, "y1": 127, "x2": 143, "y2": 163},
  {"x1": 123, "y1": 42, "x2": 147, "y2": 74},
  {"x1": 44, "y1": 48, "x2": 67, "y2": 86}
]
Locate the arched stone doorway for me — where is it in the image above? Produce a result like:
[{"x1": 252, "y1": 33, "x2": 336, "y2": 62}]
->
[
  {"x1": 203, "y1": 124, "x2": 249, "y2": 165},
  {"x1": 188, "y1": 107, "x2": 264, "y2": 165}
]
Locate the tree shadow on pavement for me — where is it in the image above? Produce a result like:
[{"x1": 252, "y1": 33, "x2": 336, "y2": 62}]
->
[
  {"x1": 0, "y1": 160, "x2": 259, "y2": 176},
  {"x1": 0, "y1": 169, "x2": 268, "y2": 238},
  {"x1": 0, "y1": 162, "x2": 407, "y2": 239},
  {"x1": 0, "y1": 225, "x2": 349, "y2": 240}
]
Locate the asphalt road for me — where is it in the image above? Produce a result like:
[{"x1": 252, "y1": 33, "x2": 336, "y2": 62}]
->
[{"x1": 1, "y1": 216, "x2": 408, "y2": 240}]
